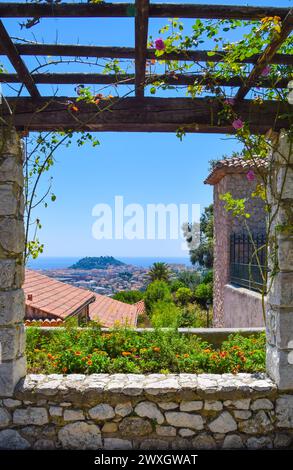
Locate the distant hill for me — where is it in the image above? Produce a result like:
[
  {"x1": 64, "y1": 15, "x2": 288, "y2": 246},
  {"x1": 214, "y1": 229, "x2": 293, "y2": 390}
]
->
[{"x1": 69, "y1": 256, "x2": 126, "y2": 270}]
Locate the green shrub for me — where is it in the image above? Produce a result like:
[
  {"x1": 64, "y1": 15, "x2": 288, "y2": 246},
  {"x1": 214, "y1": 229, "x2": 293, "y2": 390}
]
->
[
  {"x1": 144, "y1": 281, "x2": 172, "y2": 313},
  {"x1": 194, "y1": 282, "x2": 213, "y2": 306},
  {"x1": 175, "y1": 287, "x2": 193, "y2": 306},
  {"x1": 112, "y1": 290, "x2": 144, "y2": 304},
  {"x1": 151, "y1": 301, "x2": 181, "y2": 328},
  {"x1": 26, "y1": 326, "x2": 265, "y2": 375}
]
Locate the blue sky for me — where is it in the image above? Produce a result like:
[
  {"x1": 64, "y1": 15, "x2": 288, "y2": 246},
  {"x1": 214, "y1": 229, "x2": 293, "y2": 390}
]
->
[{"x1": 2, "y1": 1, "x2": 291, "y2": 258}]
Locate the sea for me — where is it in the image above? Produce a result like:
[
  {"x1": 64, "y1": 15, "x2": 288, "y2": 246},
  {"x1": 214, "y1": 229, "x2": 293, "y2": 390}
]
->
[{"x1": 27, "y1": 256, "x2": 192, "y2": 270}]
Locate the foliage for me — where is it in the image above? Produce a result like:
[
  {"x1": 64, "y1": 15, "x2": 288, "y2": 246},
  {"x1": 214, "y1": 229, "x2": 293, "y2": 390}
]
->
[
  {"x1": 112, "y1": 290, "x2": 144, "y2": 305},
  {"x1": 176, "y1": 271, "x2": 201, "y2": 289},
  {"x1": 169, "y1": 279, "x2": 186, "y2": 293},
  {"x1": 187, "y1": 204, "x2": 214, "y2": 269},
  {"x1": 147, "y1": 262, "x2": 171, "y2": 283},
  {"x1": 194, "y1": 282, "x2": 213, "y2": 307},
  {"x1": 144, "y1": 281, "x2": 172, "y2": 314},
  {"x1": 26, "y1": 326, "x2": 266, "y2": 374},
  {"x1": 201, "y1": 270, "x2": 213, "y2": 284},
  {"x1": 175, "y1": 287, "x2": 193, "y2": 306},
  {"x1": 151, "y1": 301, "x2": 181, "y2": 328},
  {"x1": 70, "y1": 256, "x2": 125, "y2": 270}
]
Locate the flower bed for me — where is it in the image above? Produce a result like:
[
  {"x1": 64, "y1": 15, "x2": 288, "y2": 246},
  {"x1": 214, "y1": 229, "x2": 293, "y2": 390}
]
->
[{"x1": 26, "y1": 326, "x2": 265, "y2": 375}]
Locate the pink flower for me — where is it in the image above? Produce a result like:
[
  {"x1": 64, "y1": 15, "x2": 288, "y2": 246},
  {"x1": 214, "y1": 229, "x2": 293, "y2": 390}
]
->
[
  {"x1": 232, "y1": 118, "x2": 244, "y2": 130},
  {"x1": 224, "y1": 98, "x2": 235, "y2": 106},
  {"x1": 246, "y1": 170, "x2": 255, "y2": 182},
  {"x1": 154, "y1": 38, "x2": 165, "y2": 51},
  {"x1": 261, "y1": 65, "x2": 270, "y2": 77}
]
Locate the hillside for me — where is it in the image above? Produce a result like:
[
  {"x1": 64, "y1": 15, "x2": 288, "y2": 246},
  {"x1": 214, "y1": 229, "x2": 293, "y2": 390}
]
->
[{"x1": 69, "y1": 256, "x2": 125, "y2": 270}]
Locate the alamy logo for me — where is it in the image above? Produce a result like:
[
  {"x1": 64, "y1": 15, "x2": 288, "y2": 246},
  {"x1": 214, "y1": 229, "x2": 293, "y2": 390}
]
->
[{"x1": 92, "y1": 196, "x2": 200, "y2": 251}]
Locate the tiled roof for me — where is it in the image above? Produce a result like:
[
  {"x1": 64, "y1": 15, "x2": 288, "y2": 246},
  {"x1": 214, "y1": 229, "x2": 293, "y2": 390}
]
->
[
  {"x1": 89, "y1": 294, "x2": 138, "y2": 328},
  {"x1": 134, "y1": 299, "x2": 146, "y2": 316},
  {"x1": 204, "y1": 156, "x2": 268, "y2": 185},
  {"x1": 23, "y1": 269, "x2": 95, "y2": 320}
]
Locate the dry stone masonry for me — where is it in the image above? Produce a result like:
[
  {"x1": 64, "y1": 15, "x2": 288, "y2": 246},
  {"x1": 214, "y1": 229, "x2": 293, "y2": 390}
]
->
[
  {"x1": 0, "y1": 129, "x2": 26, "y2": 396},
  {"x1": 0, "y1": 373, "x2": 292, "y2": 450},
  {"x1": 266, "y1": 131, "x2": 293, "y2": 390}
]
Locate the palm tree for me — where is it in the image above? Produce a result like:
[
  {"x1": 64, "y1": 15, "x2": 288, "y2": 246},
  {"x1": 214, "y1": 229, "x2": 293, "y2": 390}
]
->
[{"x1": 147, "y1": 262, "x2": 171, "y2": 283}]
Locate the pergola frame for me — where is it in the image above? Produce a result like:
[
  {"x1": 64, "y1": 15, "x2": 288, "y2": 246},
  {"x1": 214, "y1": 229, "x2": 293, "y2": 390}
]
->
[{"x1": 0, "y1": 1, "x2": 292, "y2": 133}]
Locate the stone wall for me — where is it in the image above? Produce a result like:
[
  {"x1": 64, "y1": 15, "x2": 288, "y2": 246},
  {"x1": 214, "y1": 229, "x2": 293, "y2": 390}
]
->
[
  {"x1": 0, "y1": 373, "x2": 292, "y2": 450},
  {"x1": 213, "y1": 173, "x2": 266, "y2": 327},
  {"x1": 223, "y1": 284, "x2": 265, "y2": 328},
  {"x1": 266, "y1": 131, "x2": 293, "y2": 390},
  {"x1": 0, "y1": 129, "x2": 26, "y2": 396}
]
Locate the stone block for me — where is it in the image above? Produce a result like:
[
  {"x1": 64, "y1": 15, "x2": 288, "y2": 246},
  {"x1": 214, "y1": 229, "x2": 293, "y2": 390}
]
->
[
  {"x1": 0, "y1": 184, "x2": 17, "y2": 216},
  {"x1": 0, "y1": 324, "x2": 25, "y2": 360},
  {"x1": 208, "y1": 411, "x2": 237, "y2": 434},
  {"x1": 266, "y1": 344, "x2": 293, "y2": 390},
  {"x1": 0, "y1": 429, "x2": 30, "y2": 449},
  {"x1": 165, "y1": 411, "x2": 204, "y2": 430},
  {"x1": 114, "y1": 402, "x2": 133, "y2": 417},
  {"x1": 0, "y1": 156, "x2": 23, "y2": 186},
  {"x1": 58, "y1": 422, "x2": 102, "y2": 449},
  {"x1": 0, "y1": 289, "x2": 24, "y2": 325},
  {"x1": 88, "y1": 404, "x2": 115, "y2": 421},
  {"x1": 180, "y1": 400, "x2": 203, "y2": 411},
  {"x1": 64, "y1": 409, "x2": 84, "y2": 422},
  {"x1": 277, "y1": 235, "x2": 293, "y2": 272},
  {"x1": 135, "y1": 401, "x2": 164, "y2": 424},
  {"x1": 13, "y1": 407, "x2": 49, "y2": 426},
  {"x1": 276, "y1": 395, "x2": 293, "y2": 428},
  {"x1": 103, "y1": 438, "x2": 132, "y2": 450},
  {"x1": 0, "y1": 260, "x2": 16, "y2": 290},
  {"x1": 268, "y1": 272, "x2": 293, "y2": 308},
  {"x1": 119, "y1": 417, "x2": 152, "y2": 436},
  {"x1": 156, "y1": 425, "x2": 176, "y2": 437},
  {"x1": 0, "y1": 355, "x2": 26, "y2": 396},
  {"x1": 0, "y1": 218, "x2": 24, "y2": 254}
]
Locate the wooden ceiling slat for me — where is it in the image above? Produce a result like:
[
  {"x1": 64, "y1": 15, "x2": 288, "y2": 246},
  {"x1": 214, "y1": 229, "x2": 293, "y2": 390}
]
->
[
  {"x1": 0, "y1": 21, "x2": 40, "y2": 99},
  {"x1": 135, "y1": 0, "x2": 149, "y2": 97},
  {"x1": 0, "y1": 3, "x2": 290, "y2": 21},
  {"x1": 0, "y1": 72, "x2": 289, "y2": 89},
  {"x1": 0, "y1": 44, "x2": 291, "y2": 65},
  {"x1": 2, "y1": 96, "x2": 291, "y2": 134}
]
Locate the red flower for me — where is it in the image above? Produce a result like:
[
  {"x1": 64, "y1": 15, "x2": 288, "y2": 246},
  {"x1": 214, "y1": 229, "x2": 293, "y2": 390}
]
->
[
  {"x1": 155, "y1": 38, "x2": 165, "y2": 51},
  {"x1": 232, "y1": 118, "x2": 244, "y2": 130}
]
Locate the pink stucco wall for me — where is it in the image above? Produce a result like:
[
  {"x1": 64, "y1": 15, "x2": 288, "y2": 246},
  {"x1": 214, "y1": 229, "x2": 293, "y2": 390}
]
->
[
  {"x1": 223, "y1": 284, "x2": 265, "y2": 328},
  {"x1": 213, "y1": 173, "x2": 266, "y2": 327}
]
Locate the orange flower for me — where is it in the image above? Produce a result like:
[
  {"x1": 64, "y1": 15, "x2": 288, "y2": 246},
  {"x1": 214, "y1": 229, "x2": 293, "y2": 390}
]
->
[
  {"x1": 203, "y1": 349, "x2": 211, "y2": 353},
  {"x1": 75, "y1": 351, "x2": 81, "y2": 356},
  {"x1": 122, "y1": 351, "x2": 131, "y2": 357},
  {"x1": 47, "y1": 353, "x2": 54, "y2": 360},
  {"x1": 62, "y1": 367, "x2": 68, "y2": 373},
  {"x1": 175, "y1": 354, "x2": 180, "y2": 358},
  {"x1": 183, "y1": 354, "x2": 190, "y2": 358},
  {"x1": 87, "y1": 360, "x2": 93, "y2": 366},
  {"x1": 220, "y1": 351, "x2": 228, "y2": 358},
  {"x1": 153, "y1": 347, "x2": 160, "y2": 352}
]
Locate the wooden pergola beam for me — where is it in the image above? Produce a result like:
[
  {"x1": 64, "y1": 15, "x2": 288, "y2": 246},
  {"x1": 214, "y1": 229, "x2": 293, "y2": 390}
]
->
[
  {"x1": 0, "y1": 21, "x2": 40, "y2": 99},
  {"x1": 135, "y1": 0, "x2": 149, "y2": 97},
  {"x1": 0, "y1": 3, "x2": 290, "y2": 21},
  {"x1": 0, "y1": 43, "x2": 291, "y2": 65},
  {"x1": 236, "y1": 9, "x2": 293, "y2": 101},
  {"x1": 0, "y1": 72, "x2": 289, "y2": 89},
  {"x1": 2, "y1": 96, "x2": 290, "y2": 134}
]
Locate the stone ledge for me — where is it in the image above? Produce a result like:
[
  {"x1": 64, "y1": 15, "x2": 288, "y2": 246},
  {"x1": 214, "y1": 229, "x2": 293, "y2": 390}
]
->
[{"x1": 14, "y1": 373, "x2": 277, "y2": 403}]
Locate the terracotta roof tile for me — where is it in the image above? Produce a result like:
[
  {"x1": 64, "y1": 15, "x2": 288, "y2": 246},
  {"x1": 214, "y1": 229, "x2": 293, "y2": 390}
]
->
[
  {"x1": 204, "y1": 156, "x2": 268, "y2": 185},
  {"x1": 89, "y1": 294, "x2": 138, "y2": 328},
  {"x1": 23, "y1": 269, "x2": 95, "y2": 319}
]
